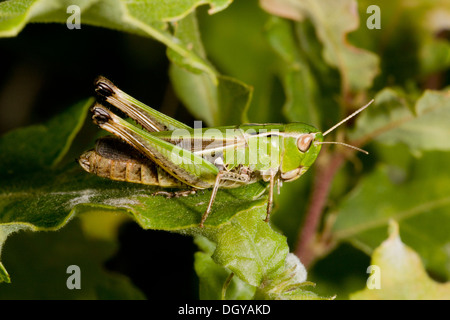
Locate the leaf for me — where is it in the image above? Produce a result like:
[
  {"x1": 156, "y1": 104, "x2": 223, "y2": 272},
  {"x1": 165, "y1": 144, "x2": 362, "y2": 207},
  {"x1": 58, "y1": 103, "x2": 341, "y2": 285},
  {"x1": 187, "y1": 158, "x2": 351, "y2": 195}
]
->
[
  {"x1": 0, "y1": 0, "x2": 234, "y2": 81},
  {"x1": 348, "y1": 87, "x2": 414, "y2": 142},
  {"x1": 0, "y1": 157, "x2": 278, "y2": 283},
  {"x1": 193, "y1": 236, "x2": 255, "y2": 300},
  {"x1": 0, "y1": 98, "x2": 93, "y2": 174},
  {"x1": 0, "y1": 165, "x2": 290, "y2": 288},
  {"x1": 0, "y1": 218, "x2": 145, "y2": 299},
  {"x1": 265, "y1": 16, "x2": 320, "y2": 127},
  {"x1": 209, "y1": 204, "x2": 288, "y2": 286},
  {"x1": 253, "y1": 253, "x2": 332, "y2": 300},
  {"x1": 168, "y1": 11, "x2": 252, "y2": 126},
  {"x1": 124, "y1": 0, "x2": 232, "y2": 21},
  {"x1": 0, "y1": 225, "x2": 29, "y2": 283},
  {"x1": 195, "y1": 237, "x2": 329, "y2": 300},
  {"x1": 80, "y1": 183, "x2": 287, "y2": 287},
  {"x1": 350, "y1": 89, "x2": 450, "y2": 155},
  {"x1": 195, "y1": 235, "x2": 329, "y2": 300},
  {"x1": 170, "y1": 62, "x2": 253, "y2": 127},
  {"x1": 198, "y1": 0, "x2": 285, "y2": 124},
  {"x1": 332, "y1": 151, "x2": 450, "y2": 279},
  {"x1": 260, "y1": 0, "x2": 380, "y2": 92},
  {"x1": 0, "y1": 98, "x2": 92, "y2": 283},
  {"x1": 350, "y1": 221, "x2": 450, "y2": 300}
]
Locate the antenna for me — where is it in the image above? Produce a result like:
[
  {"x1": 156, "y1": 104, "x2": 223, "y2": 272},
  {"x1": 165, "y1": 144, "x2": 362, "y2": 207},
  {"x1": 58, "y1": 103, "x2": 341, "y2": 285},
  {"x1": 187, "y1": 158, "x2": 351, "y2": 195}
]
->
[
  {"x1": 318, "y1": 99, "x2": 374, "y2": 155},
  {"x1": 315, "y1": 141, "x2": 369, "y2": 154},
  {"x1": 323, "y1": 99, "x2": 374, "y2": 137}
]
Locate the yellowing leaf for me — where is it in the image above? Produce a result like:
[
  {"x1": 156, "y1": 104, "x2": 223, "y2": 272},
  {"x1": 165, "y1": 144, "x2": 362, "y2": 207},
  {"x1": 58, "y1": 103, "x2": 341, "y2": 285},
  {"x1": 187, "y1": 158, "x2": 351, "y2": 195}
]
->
[
  {"x1": 260, "y1": 0, "x2": 379, "y2": 92},
  {"x1": 351, "y1": 221, "x2": 450, "y2": 300}
]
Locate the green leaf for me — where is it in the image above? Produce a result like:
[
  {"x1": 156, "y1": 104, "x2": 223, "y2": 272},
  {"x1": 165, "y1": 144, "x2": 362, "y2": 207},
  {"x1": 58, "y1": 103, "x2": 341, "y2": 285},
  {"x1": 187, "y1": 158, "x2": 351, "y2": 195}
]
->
[
  {"x1": 350, "y1": 221, "x2": 450, "y2": 300},
  {"x1": 265, "y1": 16, "x2": 320, "y2": 127},
  {"x1": 333, "y1": 151, "x2": 450, "y2": 279},
  {"x1": 194, "y1": 236, "x2": 255, "y2": 300},
  {"x1": 170, "y1": 64, "x2": 253, "y2": 127},
  {"x1": 91, "y1": 182, "x2": 288, "y2": 287},
  {"x1": 0, "y1": 0, "x2": 234, "y2": 81},
  {"x1": 0, "y1": 98, "x2": 93, "y2": 174},
  {"x1": 125, "y1": 0, "x2": 232, "y2": 22},
  {"x1": 169, "y1": 11, "x2": 252, "y2": 126},
  {"x1": 0, "y1": 163, "x2": 285, "y2": 288},
  {"x1": 253, "y1": 253, "x2": 332, "y2": 300},
  {"x1": 350, "y1": 89, "x2": 450, "y2": 155},
  {"x1": 209, "y1": 204, "x2": 288, "y2": 286},
  {"x1": 198, "y1": 0, "x2": 284, "y2": 124},
  {"x1": 260, "y1": 0, "x2": 379, "y2": 92},
  {"x1": 0, "y1": 155, "x2": 278, "y2": 280},
  {"x1": 0, "y1": 98, "x2": 92, "y2": 283},
  {"x1": 348, "y1": 87, "x2": 414, "y2": 142},
  {"x1": 195, "y1": 236, "x2": 329, "y2": 300},
  {"x1": 0, "y1": 225, "x2": 27, "y2": 282},
  {"x1": 0, "y1": 217, "x2": 145, "y2": 299}
]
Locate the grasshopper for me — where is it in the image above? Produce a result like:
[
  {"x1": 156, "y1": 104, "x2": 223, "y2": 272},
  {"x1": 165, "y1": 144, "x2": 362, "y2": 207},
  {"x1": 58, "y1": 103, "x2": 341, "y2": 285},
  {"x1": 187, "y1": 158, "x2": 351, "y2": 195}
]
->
[{"x1": 79, "y1": 76, "x2": 372, "y2": 227}]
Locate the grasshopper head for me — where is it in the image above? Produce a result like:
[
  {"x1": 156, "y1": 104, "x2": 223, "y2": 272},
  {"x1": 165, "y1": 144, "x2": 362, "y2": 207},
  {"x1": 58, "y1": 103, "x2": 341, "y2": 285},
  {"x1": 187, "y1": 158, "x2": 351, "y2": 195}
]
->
[
  {"x1": 278, "y1": 99, "x2": 374, "y2": 182},
  {"x1": 279, "y1": 123, "x2": 323, "y2": 182}
]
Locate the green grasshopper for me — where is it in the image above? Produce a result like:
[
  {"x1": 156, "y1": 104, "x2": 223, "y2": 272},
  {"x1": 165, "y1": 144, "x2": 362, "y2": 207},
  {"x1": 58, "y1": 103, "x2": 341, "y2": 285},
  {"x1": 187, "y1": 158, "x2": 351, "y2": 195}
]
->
[{"x1": 79, "y1": 76, "x2": 372, "y2": 227}]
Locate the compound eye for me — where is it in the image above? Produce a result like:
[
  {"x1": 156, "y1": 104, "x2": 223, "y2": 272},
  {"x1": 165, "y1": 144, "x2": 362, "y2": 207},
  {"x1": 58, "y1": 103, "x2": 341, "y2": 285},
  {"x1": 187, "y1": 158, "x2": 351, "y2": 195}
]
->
[{"x1": 297, "y1": 134, "x2": 314, "y2": 153}]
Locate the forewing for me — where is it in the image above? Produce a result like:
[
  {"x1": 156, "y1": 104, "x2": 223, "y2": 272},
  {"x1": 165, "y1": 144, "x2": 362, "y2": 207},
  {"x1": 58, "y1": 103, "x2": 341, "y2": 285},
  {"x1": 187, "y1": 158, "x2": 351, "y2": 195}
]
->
[
  {"x1": 91, "y1": 104, "x2": 218, "y2": 188},
  {"x1": 95, "y1": 76, "x2": 192, "y2": 132}
]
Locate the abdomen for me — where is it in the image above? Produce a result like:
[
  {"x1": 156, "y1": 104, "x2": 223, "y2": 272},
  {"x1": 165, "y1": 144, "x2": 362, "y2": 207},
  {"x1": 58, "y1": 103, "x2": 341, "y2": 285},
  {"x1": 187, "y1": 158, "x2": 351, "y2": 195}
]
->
[{"x1": 78, "y1": 136, "x2": 184, "y2": 187}]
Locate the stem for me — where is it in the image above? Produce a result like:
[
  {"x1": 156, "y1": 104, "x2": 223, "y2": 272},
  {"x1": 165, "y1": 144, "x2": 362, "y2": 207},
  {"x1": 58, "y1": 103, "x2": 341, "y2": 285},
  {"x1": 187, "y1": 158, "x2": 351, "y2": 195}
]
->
[
  {"x1": 294, "y1": 150, "x2": 346, "y2": 268},
  {"x1": 221, "y1": 272, "x2": 234, "y2": 300}
]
